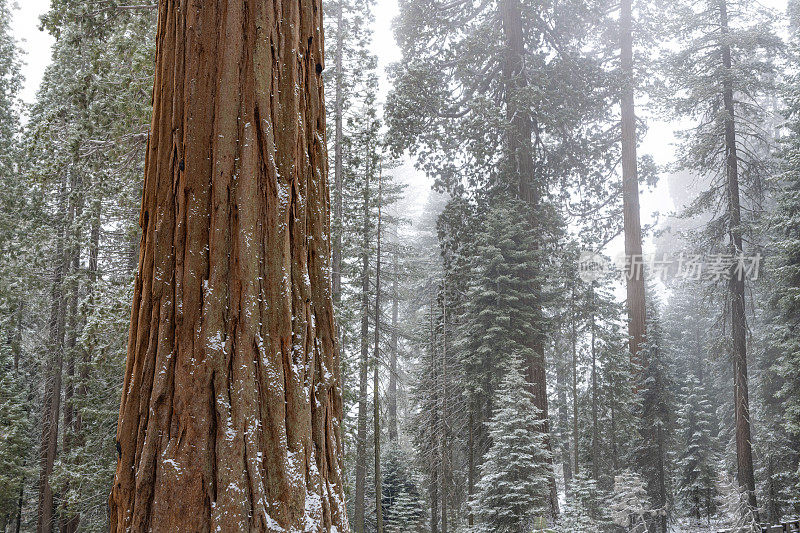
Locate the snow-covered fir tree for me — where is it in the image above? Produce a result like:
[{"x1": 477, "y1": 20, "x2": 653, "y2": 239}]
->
[
  {"x1": 381, "y1": 444, "x2": 425, "y2": 533},
  {"x1": 558, "y1": 472, "x2": 611, "y2": 532},
  {"x1": 717, "y1": 473, "x2": 761, "y2": 533},
  {"x1": 635, "y1": 303, "x2": 673, "y2": 533},
  {"x1": 675, "y1": 375, "x2": 719, "y2": 522},
  {"x1": 470, "y1": 355, "x2": 552, "y2": 533},
  {"x1": 611, "y1": 470, "x2": 655, "y2": 533}
]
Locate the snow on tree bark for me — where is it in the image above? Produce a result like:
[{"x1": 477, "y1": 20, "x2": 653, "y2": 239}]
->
[{"x1": 109, "y1": 0, "x2": 349, "y2": 530}]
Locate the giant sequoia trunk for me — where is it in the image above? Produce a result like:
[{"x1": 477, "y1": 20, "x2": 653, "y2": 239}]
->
[{"x1": 109, "y1": 0, "x2": 348, "y2": 530}]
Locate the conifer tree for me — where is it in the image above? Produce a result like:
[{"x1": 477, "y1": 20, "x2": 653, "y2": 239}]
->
[
  {"x1": 0, "y1": 332, "x2": 29, "y2": 531},
  {"x1": 558, "y1": 472, "x2": 611, "y2": 532},
  {"x1": 461, "y1": 197, "x2": 550, "y2": 491},
  {"x1": 675, "y1": 375, "x2": 719, "y2": 521},
  {"x1": 635, "y1": 305, "x2": 673, "y2": 533},
  {"x1": 382, "y1": 445, "x2": 425, "y2": 533},
  {"x1": 611, "y1": 470, "x2": 654, "y2": 532},
  {"x1": 16, "y1": 3, "x2": 158, "y2": 529},
  {"x1": 660, "y1": 0, "x2": 782, "y2": 509},
  {"x1": 389, "y1": 1, "x2": 622, "y2": 514},
  {"x1": 0, "y1": 5, "x2": 27, "y2": 528},
  {"x1": 470, "y1": 356, "x2": 552, "y2": 533},
  {"x1": 766, "y1": 4, "x2": 800, "y2": 509}
]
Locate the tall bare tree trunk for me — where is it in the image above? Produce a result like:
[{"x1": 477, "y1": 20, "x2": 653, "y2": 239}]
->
[
  {"x1": 61, "y1": 170, "x2": 83, "y2": 533},
  {"x1": 429, "y1": 302, "x2": 439, "y2": 533},
  {"x1": 37, "y1": 173, "x2": 69, "y2": 533},
  {"x1": 373, "y1": 167, "x2": 384, "y2": 533},
  {"x1": 354, "y1": 149, "x2": 372, "y2": 533},
  {"x1": 556, "y1": 335, "x2": 572, "y2": 495},
  {"x1": 109, "y1": 0, "x2": 348, "y2": 529},
  {"x1": 571, "y1": 284, "x2": 579, "y2": 477},
  {"x1": 387, "y1": 249, "x2": 399, "y2": 443},
  {"x1": 440, "y1": 287, "x2": 448, "y2": 533},
  {"x1": 718, "y1": 0, "x2": 757, "y2": 513},
  {"x1": 590, "y1": 286, "x2": 599, "y2": 481},
  {"x1": 620, "y1": 0, "x2": 647, "y2": 379},
  {"x1": 332, "y1": 0, "x2": 344, "y2": 304}
]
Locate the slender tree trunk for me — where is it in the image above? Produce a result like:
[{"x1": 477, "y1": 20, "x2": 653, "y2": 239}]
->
[
  {"x1": 610, "y1": 388, "x2": 619, "y2": 472},
  {"x1": 556, "y1": 335, "x2": 572, "y2": 494},
  {"x1": 373, "y1": 166, "x2": 384, "y2": 533},
  {"x1": 332, "y1": 0, "x2": 344, "y2": 304},
  {"x1": 466, "y1": 405, "x2": 475, "y2": 527},
  {"x1": 14, "y1": 469, "x2": 23, "y2": 533},
  {"x1": 388, "y1": 249, "x2": 399, "y2": 442},
  {"x1": 571, "y1": 284, "x2": 579, "y2": 477},
  {"x1": 718, "y1": 0, "x2": 757, "y2": 513},
  {"x1": 60, "y1": 255, "x2": 79, "y2": 533},
  {"x1": 108, "y1": 0, "x2": 348, "y2": 529},
  {"x1": 440, "y1": 288, "x2": 448, "y2": 533},
  {"x1": 37, "y1": 173, "x2": 69, "y2": 533},
  {"x1": 61, "y1": 170, "x2": 83, "y2": 533},
  {"x1": 590, "y1": 286, "x2": 599, "y2": 481},
  {"x1": 429, "y1": 303, "x2": 439, "y2": 533},
  {"x1": 656, "y1": 425, "x2": 668, "y2": 533},
  {"x1": 620, "y1": 0, "x2": 647, "y2": 380},
  {"x1": 354, "y1": 148, "x2": 372, "y2": 533}
]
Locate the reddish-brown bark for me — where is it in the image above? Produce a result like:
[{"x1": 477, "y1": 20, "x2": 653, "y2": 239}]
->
[{"x1": 109, "y1": 0, "x2": 349, "y2": 530}]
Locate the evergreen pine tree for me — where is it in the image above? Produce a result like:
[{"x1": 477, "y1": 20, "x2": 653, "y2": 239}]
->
[
  {"x1": 660, "y1": 0, "x2": 783, "y2": 510},
  {"x1": 766, "y1": 3, "x2": 800, "y2": 510},
  {"x1": 675, "y1": 375, "x2": 719, "y2": 522},
  {"x1": 382, "y1": 444, "x2": 425, "y2": 533},
  {"x1": 0, "y1": 337, "x2": 29, "y2": 530},
  {"x1": 0, "y1": 0, "x2": 36, "y2": 530},
  {"x1": 717, "y1": 473, "x2": 760, "y2": 533},
  {"x1": 470, "y1": 355, "x2": 551, "y2": 533},
  {"x1": 611, "y1": 470, "x2": 654, "y2": 533},
  {"x1": 462, "y1": 197, "x2": 546, "y2": 455},
  {"x1": 635, "y1": 304, "x2": 673, "y2": 533},
  {"x1": 558, "y1": 472, "x2": 611, "y2": 532}
]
